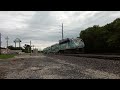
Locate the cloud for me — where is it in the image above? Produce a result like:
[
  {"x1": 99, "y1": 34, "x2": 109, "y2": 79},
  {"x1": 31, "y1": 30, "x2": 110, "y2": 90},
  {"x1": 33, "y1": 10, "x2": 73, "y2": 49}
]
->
[{"x1": 0, "y1": 11, "x2": 120, "y2": 50}]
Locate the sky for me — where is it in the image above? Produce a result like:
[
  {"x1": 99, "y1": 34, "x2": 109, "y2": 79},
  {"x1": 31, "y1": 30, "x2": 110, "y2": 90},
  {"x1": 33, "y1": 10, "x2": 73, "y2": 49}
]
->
[{"x1": 0, "y1": 11, "x2": 120, "y2": 50}]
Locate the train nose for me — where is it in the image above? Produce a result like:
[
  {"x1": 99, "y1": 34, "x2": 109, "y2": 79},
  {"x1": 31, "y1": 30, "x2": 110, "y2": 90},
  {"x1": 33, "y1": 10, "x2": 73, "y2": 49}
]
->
[{"x1": 79, "y1": 42, "x2": 85, "y2": 48}]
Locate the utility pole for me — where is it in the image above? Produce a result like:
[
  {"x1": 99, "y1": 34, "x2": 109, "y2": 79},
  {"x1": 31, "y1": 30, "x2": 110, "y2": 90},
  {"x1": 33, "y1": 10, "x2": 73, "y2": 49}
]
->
[
  {"x1": 5, "y1": 36, "x2": 9, "y2": 48},
  {"x1": 5, "y1": 36, "x2": 9, "y2": 54},
  {"x1": 62, "y1": 23, "x2": 63, "y2": 40},
  {"x1": 33, "y1": 45, "x2": 34, "y2": 50},
  {"x1": 32, "y1": 45, "x2": 34, "y2": 54},
  {"x1": 0, "y1": 33, "x2": 1, "y2": 55}
]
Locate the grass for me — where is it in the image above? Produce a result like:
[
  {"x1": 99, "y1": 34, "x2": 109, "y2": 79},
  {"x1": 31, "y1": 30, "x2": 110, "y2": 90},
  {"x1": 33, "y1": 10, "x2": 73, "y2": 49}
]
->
[{"x1": 0, "y1": 54, "x2": 15, "y2": 59}]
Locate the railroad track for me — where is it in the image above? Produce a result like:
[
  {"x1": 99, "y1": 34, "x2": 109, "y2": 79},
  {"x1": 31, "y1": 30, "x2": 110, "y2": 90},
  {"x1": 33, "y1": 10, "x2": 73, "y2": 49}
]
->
[{"x1": 63, "y1": 54, "x2": 120, "y2": 60}]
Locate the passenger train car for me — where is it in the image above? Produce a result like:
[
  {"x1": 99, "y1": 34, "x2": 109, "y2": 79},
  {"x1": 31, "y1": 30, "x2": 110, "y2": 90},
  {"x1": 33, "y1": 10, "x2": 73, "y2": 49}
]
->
[{"x1": 43, "y1": 37, "x2": 85, "y2": 54}]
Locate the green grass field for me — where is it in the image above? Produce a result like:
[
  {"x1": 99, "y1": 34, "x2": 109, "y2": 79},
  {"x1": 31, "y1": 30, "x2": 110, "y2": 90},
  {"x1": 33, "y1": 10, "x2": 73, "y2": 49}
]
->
[{"x1": 0, "y1": 54, "x2": 15, "y2": 59}]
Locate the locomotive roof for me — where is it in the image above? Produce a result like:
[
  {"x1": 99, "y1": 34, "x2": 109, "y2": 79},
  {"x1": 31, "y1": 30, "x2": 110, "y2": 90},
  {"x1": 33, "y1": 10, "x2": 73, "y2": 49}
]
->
[
  {"x1": 51, "y1": 43, "x2": 59, "y2": 47},
  {"x1": 59, "y1": 38, "x2": 70, "y2": 44}
]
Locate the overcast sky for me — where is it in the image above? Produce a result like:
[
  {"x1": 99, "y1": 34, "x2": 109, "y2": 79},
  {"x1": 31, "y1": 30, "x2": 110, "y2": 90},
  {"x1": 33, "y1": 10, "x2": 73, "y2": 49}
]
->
[{"x1": 0, "y1": 11, "x2": 120, "y2": 50}]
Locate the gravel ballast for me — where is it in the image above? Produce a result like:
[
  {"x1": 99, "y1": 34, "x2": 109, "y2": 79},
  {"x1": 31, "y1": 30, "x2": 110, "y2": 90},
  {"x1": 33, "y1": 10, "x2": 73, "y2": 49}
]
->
[{"x1": 0, "y1": 54, "x2": 120, "y2": 79}]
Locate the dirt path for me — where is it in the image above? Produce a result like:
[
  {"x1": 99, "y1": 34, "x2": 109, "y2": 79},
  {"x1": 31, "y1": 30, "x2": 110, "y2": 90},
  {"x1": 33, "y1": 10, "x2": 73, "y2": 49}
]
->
[{"x1": 0, "y1": 54, "x2": 120, "y2": 79}]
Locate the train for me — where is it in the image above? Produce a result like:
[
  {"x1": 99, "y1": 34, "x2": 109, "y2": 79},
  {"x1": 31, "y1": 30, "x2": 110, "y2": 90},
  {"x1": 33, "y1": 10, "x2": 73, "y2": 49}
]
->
[{"x1": 43, "y1": 37, "x2": 85, "y2": 54}]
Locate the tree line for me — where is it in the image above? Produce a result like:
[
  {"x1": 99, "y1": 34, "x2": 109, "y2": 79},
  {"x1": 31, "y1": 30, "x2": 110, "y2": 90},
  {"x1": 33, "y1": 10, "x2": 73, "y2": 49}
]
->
[
  {"x1": 80, "y1": 18, "x2": 120, "y2": 53},
  {"x1": 8, "y1": 44, "x2": 31, "y2": 53}
]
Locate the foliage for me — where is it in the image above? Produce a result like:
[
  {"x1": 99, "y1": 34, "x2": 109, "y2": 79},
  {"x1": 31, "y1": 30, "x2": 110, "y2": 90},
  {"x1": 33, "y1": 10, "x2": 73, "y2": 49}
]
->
[
  {"x1": 23, "y1": 44, "x2": 31, "y2": 53},
  {"x1": 8, "y1": 44, "x2": 31, "y2": 53},
  {"x1": 8, "y1": 45, "x2": 22, "y2": 50},
  {"x1": 0, "y1": 54, "x2": 15, "y2": 59},
  {"x1": 80, "y1": 18, "x2": 120, "y2": 53}
]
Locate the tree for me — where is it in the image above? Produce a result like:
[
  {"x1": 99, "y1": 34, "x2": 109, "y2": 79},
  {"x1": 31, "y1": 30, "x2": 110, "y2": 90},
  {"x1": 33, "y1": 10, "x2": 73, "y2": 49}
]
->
[
  {"x1": 80, "y1": 18, "x2": 120, "y2": 53},
  {"x1": 8, "y1": 45, "x2": 22, "y2": 50},
  {"x1": 23, "y1": 44, "x2": 31, "y2": 53},
  {"x1": 8, "y1": 45, "x2": 14, "y2": 50}
]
